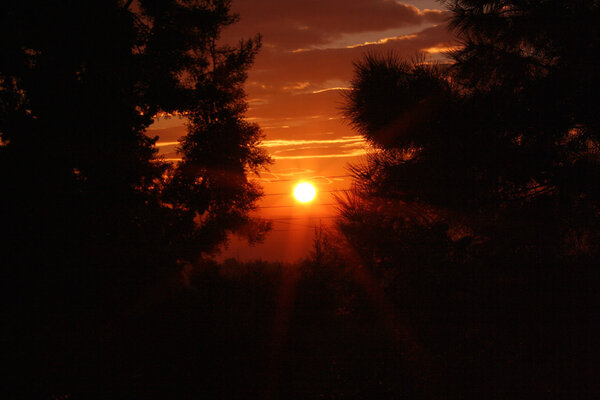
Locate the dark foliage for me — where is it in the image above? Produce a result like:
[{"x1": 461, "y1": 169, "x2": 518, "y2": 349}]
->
[
  {"x1": 4, "y1": 232, "x2": 426, "y2": 398},
  {"x1": 340, "y1": 0, "x2": 600, "y2": 397},
  {"x1": 1, "y1": 0, "x2": 270, "y2": 298},
  {"x1": 1, "y1": 1, "x2": 270, "y2": 397}
]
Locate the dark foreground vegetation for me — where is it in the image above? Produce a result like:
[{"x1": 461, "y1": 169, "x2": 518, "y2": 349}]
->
[
  {"x1": 5, "y1": 231, "x2": 598, "y2": 398},
  {"x1": 6, "y1": 235, "x2": 426, "y2": 399},
  {"x1": 3, "y1": 0, "x2": 599, "y2": 398}
]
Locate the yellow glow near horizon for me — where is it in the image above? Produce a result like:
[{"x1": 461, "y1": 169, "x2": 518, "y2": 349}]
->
[{"x1": 293, "y1": 182, "x2": 317, "y2": 203}]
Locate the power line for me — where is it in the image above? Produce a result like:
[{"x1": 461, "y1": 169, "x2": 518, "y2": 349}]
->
[
  {"x1": 271, "y1": 220, "x2": 319, "y2": 229},
  {"x1": 264, "y1": 189, "x2": 349, "y2": 196},
  {"x1": 271, "y1": 229, "x2": 315, "y2": 232},
  {"x1": 258, "y1": 203, "x2": 337, "y2": 208},
  {"x1": 268, "y1": 216, "x2": 337, "y2": 220}
]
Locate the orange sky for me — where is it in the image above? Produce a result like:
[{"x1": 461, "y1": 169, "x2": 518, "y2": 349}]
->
[{"x1": 149, "y1": 0, "x2": 455, "y2": 262}]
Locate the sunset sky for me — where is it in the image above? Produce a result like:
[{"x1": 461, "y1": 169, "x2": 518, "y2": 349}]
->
[{"x1": 149, "y1": 0, "x2": 456, "y2": 261}]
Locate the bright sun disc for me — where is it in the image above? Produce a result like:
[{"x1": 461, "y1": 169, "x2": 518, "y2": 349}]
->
[{"x1": 293, "y1": 182, "x2": 316, "y2": 203}]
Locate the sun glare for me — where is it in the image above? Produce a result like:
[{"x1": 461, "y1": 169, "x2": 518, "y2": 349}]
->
[{"x1": 293, "y1": 182, "x2": 316, "y2": 203}]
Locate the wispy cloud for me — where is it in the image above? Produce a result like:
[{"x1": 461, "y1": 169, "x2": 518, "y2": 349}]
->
[
  {"x1": 155, "y1": 141, "x2": 179, "y2": 147},
  {"x1": 254, "y1": 167, "x2": 316, "y2": 181},
  {"x1": 423, "y1": 45, "x2": 462, "y2": 54},
  {"x1": 272, "y1": 148, "x2": 367, "y2": 160},
  {"x1": 345, "y1": 33, "x2": 417, "y2": 48},
  {"x1": 222, "y1": 0, "x2": 447, "y2": 51},
  {"x1": 311, "y1": 87, "x2": 350, "y2": 94},
  {"x1": 260, "y1": 136, "x2": 364, "y2": 147},
  {"x1": 262, "y1": 134, "x2": 367, "y2": 160}
]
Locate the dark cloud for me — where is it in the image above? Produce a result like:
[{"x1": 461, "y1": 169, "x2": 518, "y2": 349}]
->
[
  {"x1": 243, "y1": 23, "x2": 455, "y2": 127},
  {"x1": 223, "y1": 0, "x2": 448, "y2": 50},
  {"x1": 250, "y1": 23, "x2": 453, "y2": 89}
]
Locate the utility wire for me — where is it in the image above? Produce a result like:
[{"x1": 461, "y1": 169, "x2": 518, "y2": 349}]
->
[
  {"x1": 271, "y1": 220, "x2": 319, "y2": 229},
  {"x1": 264, "y1": 189, "x2": 349, "y2": 196},
  {"x1": 267, "y1": 216, "x2": 337, "y2": 220},
  {"x1": 258, "y1": 203, "x2": 337, "y2": 208}
]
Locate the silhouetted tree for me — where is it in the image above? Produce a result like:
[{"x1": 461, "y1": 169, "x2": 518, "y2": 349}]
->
[
  {"x1": 442, "y1": 0, "x2": 600, "y2": 252},
  {"x1": 1, "y1": 1, "x2": 269, "y2": 397},
  {"x1": 340, "y1": 1, "x2": 600, "y2": 396},
  {"x1": 1, "y1": 0, "x2": 268, "y2": 301}
]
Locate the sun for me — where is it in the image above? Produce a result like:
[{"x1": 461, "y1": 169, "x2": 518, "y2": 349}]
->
[{"x1": 293, "y1": 182, "x2": 317, "y2": 203}]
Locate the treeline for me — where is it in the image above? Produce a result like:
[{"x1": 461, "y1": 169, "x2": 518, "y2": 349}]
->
[
  {"x1": 12, "y1": 207, "x2": 594, "y2": 398},
  {"x1": 5, "y1": 231, "x2": 424, "y2": 399}
]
